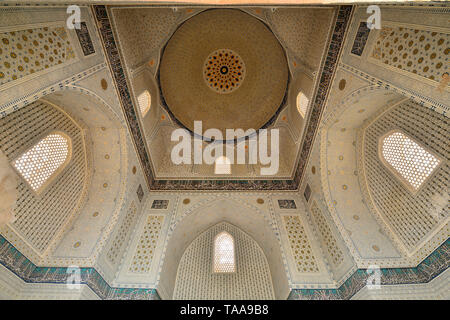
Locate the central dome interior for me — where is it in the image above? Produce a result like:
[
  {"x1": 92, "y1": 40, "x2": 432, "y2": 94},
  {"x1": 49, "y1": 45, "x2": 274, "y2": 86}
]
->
[{"x1": 159, "y1": 9, "x2": 289, "y2": 136}]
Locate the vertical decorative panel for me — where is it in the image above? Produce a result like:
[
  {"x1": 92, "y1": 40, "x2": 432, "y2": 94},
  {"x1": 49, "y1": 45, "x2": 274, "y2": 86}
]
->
[
  {"x1": 129, "y1": 215, "x2": 164, "y2": 273},
  {"x1": 0, "y1": 25, "x2": 76, "y2": 87},
  {"x1": 283, "y1": 215, "x2": 319, "y2": 273},
  {"x1": 351, "y1": 21, "x2": 371, "y2": 56},
  {"x1": 371, "y1": 25, "x2": 449, "y2": 82},
  {"x1": 75, "y1": 22, "x2": 95, "y2": 56},
  {"x1": 310, "y1": 201, "x2": 344, "y2": 267}
]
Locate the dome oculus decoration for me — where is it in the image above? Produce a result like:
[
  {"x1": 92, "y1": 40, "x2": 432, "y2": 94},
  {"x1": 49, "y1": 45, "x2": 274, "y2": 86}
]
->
[{"x1": 203, "y1": 49, "x2": 246, "y2": 94}]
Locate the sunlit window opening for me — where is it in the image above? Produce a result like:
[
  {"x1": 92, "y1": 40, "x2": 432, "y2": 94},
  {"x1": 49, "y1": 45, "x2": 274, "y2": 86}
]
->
[
  {"x1": 12, "y1": 133, "x2": 71, "y2": 192},
  {"x1": 213, "y1": 231, "x2": 235, "y2": 273},
  {"x1": 296, "y1": 92, "x2": 309, "y2": 118},
  {"x1": 138, "y1": 90, "x2": 151, "y2": 117},
  {"x1": 381, "y1": 131, "x2": 440, "y2": 190},
  {"x1": 215, "y1": 156, "x2": 231, "y2": 175}
]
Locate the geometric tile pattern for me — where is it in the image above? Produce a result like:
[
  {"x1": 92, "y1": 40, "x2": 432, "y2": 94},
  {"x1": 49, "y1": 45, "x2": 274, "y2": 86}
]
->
[
  {"x1": 106, "y1": 202, "x2": 137, "y2": 265},
  {"x1": 0, "y1": 235, "x2": 159, "y2": 300},
  {"x1": 213, "y1": 231, "x2": 235, "y2": 273},
  {"x1": 371, "y1": 25, "x2": 449, "y2": 82},
  {"x1": 283, "y1": 215, "x2": 319, "y2": 273},
  {"x1": 129, "y1": 215, "x2": 164, "y2": 273},
  {"x1": 12, "y1": 133, "x2": 70, "y2": 191},
  {"x1": 310, "y1": 201, "x2": 344, "y2": 267},
  {"x1": 381, "y1": 131, "x2": 440, "y2": 190},
  {"x1": 0, "y1": 26, "x2": 76, "y2": 86},
  {"x1": 173, "y1": 222, "x2": 274, "y2": 299}
]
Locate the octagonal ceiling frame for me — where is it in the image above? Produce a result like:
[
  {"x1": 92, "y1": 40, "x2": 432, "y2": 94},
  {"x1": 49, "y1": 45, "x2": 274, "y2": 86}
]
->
[{"x1": 93, "y1": 4, "x2": 354, "y2": 191}]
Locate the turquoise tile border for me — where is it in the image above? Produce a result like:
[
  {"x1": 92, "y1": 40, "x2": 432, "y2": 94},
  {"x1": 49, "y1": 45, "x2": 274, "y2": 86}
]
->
[
  {"x1": 1, "y1": 235, "x2": 448, "y2": 300},
  {"x1": 289, "y1": 238, "x2": 449, "y2": 300},
  {"x1": 0, "y1": 235, "x2": 159, "y2": 300}
]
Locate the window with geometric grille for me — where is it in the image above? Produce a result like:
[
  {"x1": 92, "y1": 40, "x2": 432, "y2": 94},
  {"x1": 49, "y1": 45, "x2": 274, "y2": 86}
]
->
[
  {"x1": 380, "y1": 131, "x2": 440, "y2": 191},
  {"x1": 12, "y1": 132, "x2": 71, "y2": 193},
  {"x1": 296, "y1": 92, "x2": 309, "y2": 118},
  {"x1": 213, "y1": 231, "x2": 235, "y2": 273},
  {"x1": 214, "y1": 156, "x2": 231, "y2": 175},
  {"x1": 137, "y1": 90, "x2": 151, "y2": 117}
]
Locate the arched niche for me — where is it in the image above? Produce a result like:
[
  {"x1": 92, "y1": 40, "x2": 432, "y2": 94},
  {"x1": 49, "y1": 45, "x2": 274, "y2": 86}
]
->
[
  {"x1": 173, "y1": 222, "x2": 275, "y2": 300},
  {"x1": 130, "y1": 68, "x2": 160, "y2": 146},
  {"x1": 320, "y1": 86, "x2": 406, "y2": 260},
  {"x1": 287, "y1": 69, "x2": 315, "y2": 141},
  {"x1": 0, "y1": 94, "x2": 90, "y2": 257},
  {"x1": 38, "y1": 88, "x2": 130, "y2": 260},
  {"x1": 158, "y1": 197, "x2": 290, "y2": 300}
]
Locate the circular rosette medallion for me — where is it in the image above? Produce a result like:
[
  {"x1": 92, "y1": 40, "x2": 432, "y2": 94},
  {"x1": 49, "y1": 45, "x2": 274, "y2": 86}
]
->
[
  {"x1": 159, "y1": 9, "x2": 288, "y2": 135},
  {"x1": 203, "y1": 49, "x2": 246, "y2": 94}
]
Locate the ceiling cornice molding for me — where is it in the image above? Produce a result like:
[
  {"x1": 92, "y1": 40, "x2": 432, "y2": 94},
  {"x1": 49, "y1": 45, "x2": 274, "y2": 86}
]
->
[{"x1": 93, "y1": 4, "x2": 353, "y2": 191}]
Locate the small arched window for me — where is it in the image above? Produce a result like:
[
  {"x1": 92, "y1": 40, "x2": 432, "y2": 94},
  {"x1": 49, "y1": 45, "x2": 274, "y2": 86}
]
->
[
  {"x1": 215, "y1": 156, "x2": 231, "y2": 175},
  {"x1": 296, "y1": 92, "x2": 309, "y2": 118},
  {"x1": 380, "y1": 131, "x2": 440, "y2": 191},
  {"x1": 12, "y1": 132, "x2": 71, "y2": 193},
  {"x1": 137, "y1": 90, "x2": 151, "y2": 117},
  {"x1": 213, "y1": 231, "x2": 235, "y2": 273}
]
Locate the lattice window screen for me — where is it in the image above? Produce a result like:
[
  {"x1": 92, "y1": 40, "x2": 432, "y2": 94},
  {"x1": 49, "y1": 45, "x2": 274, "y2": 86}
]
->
[
  {"x1": 13, "y1": 133, "x2": 70, "y2": 192},
  {"x1": 137, "y1": 90, "x2": 151, "y2": 117},
  {"x1": 297, "y1": 92, "x2": 309, "y2": 118},
  {"x1": 0, "y1": 26, "x2": 76, "y2": 87},
  {"x1": 364, "y1": 100, "x2": 449, "y2": 252},
  {"x1": 173, "y1": 223, "x2": 274, "y2": 300},
  {"x1": 213, "y1": 231, "x2": 235, "y2": 273},
  {"x1": 381, "y1": 131, "x2": 440, "y2": 190},
  {"x1": 0, "y1": 100, "x2": 85, "y2": 253}
]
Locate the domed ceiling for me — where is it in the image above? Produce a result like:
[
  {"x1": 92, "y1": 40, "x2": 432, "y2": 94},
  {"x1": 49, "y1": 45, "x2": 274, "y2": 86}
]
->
[
  {"x1": 110, "y1": 5, "x2": 343, "y2": 186},
  {"x1": 159, "y1": 9, "x2": 289, "y2": 136}
]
